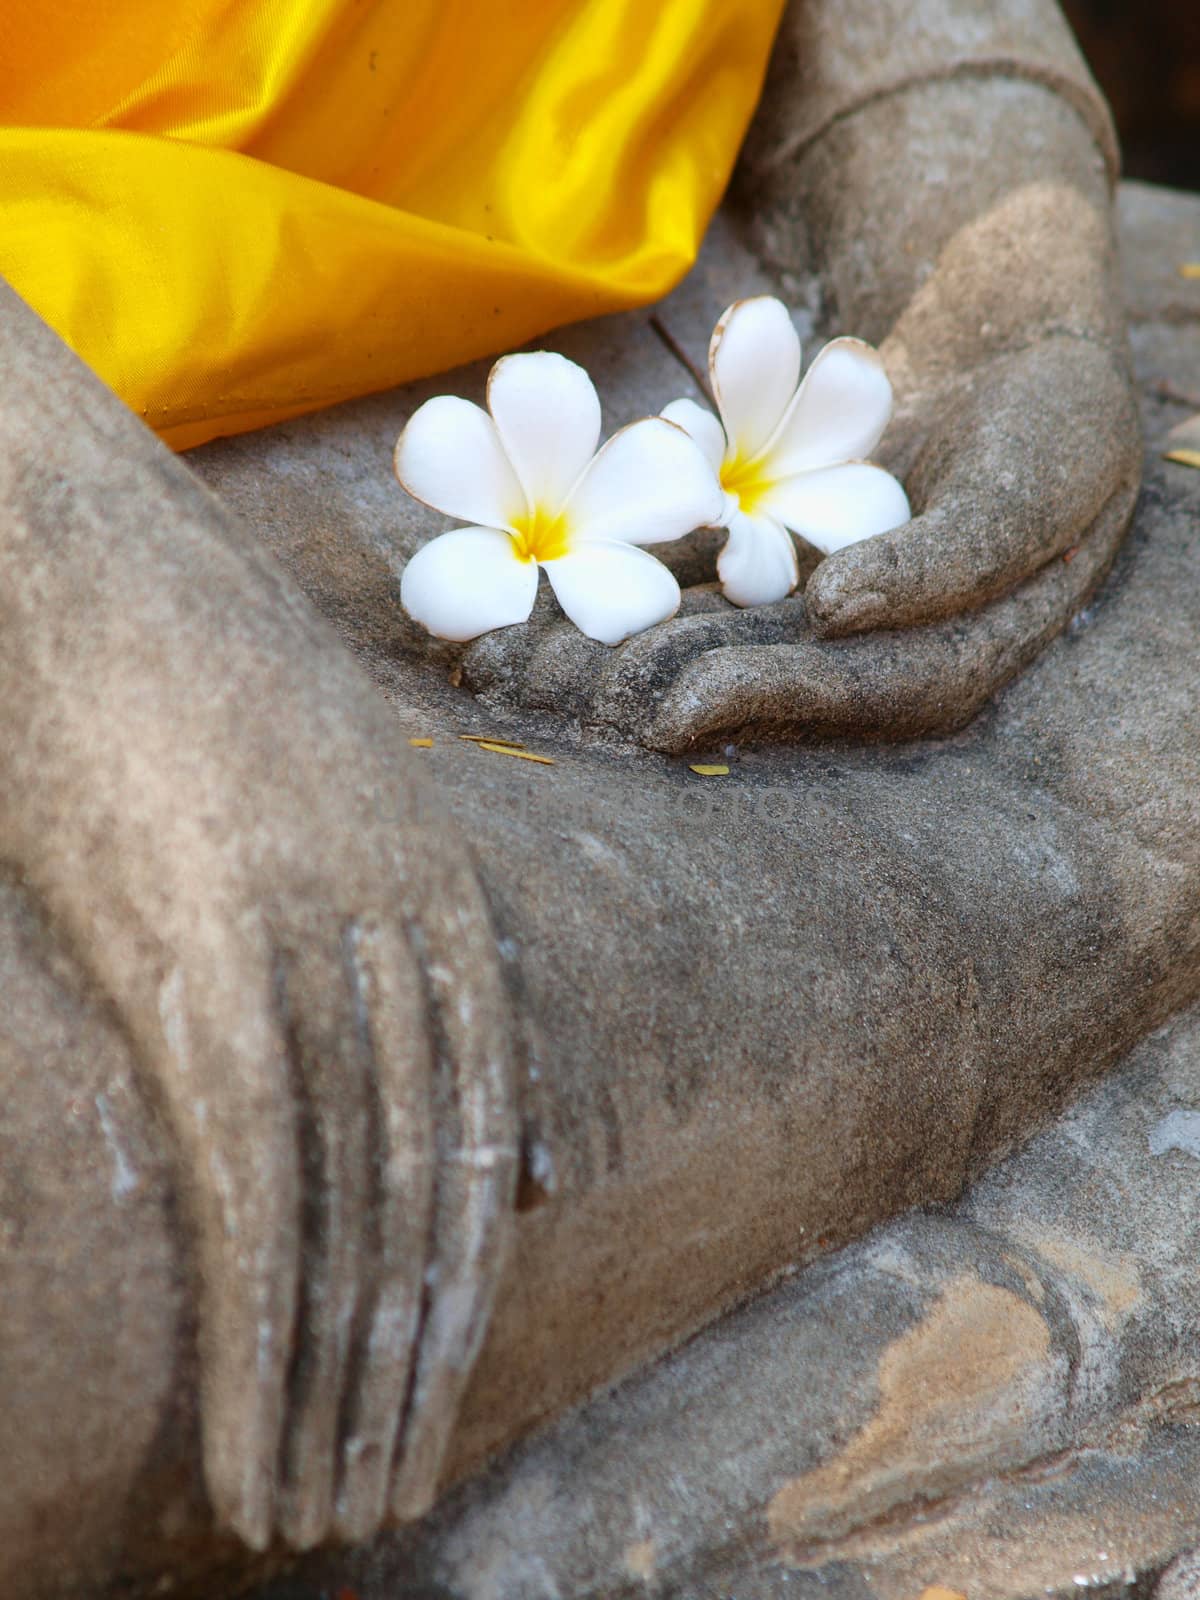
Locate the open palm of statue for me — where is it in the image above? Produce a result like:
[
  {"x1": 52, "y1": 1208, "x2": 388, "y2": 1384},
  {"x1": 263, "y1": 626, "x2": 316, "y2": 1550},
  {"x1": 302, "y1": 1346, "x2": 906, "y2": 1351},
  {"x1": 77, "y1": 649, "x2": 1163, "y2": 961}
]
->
[{"x1": 454, "y1": 41, "x2": 1141, "y2": 753}]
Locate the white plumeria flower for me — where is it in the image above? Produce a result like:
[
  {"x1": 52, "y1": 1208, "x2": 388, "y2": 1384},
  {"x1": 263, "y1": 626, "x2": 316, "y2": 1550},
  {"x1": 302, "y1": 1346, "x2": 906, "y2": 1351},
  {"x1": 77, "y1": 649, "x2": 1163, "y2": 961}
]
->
[
  {"x1": 397, "y1": 351, "x2": 724, "y2": 645},
  {"x1": 662, "y1": 297, "x2": 912, "y2": 608}
]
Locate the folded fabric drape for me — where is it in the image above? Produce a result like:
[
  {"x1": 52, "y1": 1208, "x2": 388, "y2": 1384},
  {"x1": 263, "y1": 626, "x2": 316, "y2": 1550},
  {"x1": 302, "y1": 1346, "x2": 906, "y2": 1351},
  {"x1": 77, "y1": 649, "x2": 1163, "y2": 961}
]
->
[{"x1": 0, "y1": 0, "x2": 784, "y2": 448}]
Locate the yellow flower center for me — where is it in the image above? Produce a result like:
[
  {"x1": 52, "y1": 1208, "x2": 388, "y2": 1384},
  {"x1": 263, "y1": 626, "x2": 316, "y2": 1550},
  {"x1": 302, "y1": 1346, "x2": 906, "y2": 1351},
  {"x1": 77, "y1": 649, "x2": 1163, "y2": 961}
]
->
[
  {"x1": 509, "y1": 504, "x2": 571, "y2": 564},
  {"x1": 720, "y1": 451, "x2": 775, "y2": 516}
]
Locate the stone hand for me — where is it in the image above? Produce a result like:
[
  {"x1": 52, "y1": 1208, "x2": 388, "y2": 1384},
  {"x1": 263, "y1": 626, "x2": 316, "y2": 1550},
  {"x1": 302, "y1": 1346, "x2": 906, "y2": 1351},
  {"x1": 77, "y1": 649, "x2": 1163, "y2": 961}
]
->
[
  {"x1": 0, "y1": 285, "x2": 514, "y2": 1551},
  {"x1": 463, "y1": 7, "x2": 1142, "y2": 751},
  {"x1": 465, "y1": 331, "x2": 1139, "y2": 753}
]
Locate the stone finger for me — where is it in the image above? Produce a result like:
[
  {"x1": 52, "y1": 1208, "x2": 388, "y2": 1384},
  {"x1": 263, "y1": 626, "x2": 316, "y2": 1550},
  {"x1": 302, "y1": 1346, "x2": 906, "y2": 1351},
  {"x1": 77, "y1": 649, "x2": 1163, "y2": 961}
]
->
[
  {"x1": 644, "y1": 475, "x2": 1137, "y2": 753},
  {"x1": 587, "y1": 593, "x2": 804, "y2": 741},
  {"x1": 389, "y1": 870, "x2": 517, "y2": 1522},
  {"x1": 273, "y1": 932, "x2": 372, "y2": 1551},
  {"x1": 458, "y1": 583, "x2": 564, "y2": 699},
  {"x1": 333, "y1": 915, "x2": 435, "y2": 1544},
  {"x1": 805, "y1": 337, "x2": 1140, "y2": 638},
  {"x1": 153, "y1": 945, "x2": 301, "y2": 1553}
]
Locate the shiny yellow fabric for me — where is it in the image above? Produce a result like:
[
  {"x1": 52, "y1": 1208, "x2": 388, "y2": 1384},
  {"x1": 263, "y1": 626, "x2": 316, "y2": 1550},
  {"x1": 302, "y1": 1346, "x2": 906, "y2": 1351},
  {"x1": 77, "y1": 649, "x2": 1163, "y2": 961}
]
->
[{"x1": 0, "y1": 0, "x2": 786, "y2": 449}]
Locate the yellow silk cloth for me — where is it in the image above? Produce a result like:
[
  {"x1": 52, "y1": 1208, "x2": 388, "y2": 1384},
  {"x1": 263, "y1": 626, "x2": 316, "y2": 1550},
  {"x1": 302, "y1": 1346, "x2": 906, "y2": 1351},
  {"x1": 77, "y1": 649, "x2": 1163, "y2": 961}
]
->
[{"x1": 0, "y1": 0, "x2": 785, "y2": 449}]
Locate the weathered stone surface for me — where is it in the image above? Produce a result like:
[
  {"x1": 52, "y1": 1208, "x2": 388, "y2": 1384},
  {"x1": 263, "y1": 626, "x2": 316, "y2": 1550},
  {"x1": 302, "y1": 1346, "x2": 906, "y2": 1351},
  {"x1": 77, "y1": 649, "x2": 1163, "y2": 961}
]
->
[
  {"x1": 187, "y1": 174, "x2": 1200, "y2": 1488},
  {"x1": 743, "y1": 0, "x2": 1121, "y2": 185},
  {"x1": 262, "y1": 979, "x2": 1200, "y2": 1600},
  {"x1": 1156, "y1": 1551, "x2": 1200, "y2": 1600},
  {"x1": 197, "y1": 179, "x2": 1200, "y2": 1598}
]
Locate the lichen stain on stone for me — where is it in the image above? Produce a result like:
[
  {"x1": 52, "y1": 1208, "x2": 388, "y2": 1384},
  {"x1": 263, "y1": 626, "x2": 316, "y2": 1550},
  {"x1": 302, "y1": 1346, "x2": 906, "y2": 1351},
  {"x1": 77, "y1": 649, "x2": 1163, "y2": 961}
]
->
[
  {"x1": 767, "y1": 1276, "x2": 1052, "y2": 1555},
  {"x1": 623, "y1": 1537, "x2": 657, "y2": 1582},
  {"x1": 1032, "y1": 1229, "x2": 1142, "y2": 1326},
  {"x1": 1149, "y1": 1108, "x2": 1200, "y2": 1160},
  {"x1": 1000, "y1": 1248, "x2": 1047, "y2": 1305}
]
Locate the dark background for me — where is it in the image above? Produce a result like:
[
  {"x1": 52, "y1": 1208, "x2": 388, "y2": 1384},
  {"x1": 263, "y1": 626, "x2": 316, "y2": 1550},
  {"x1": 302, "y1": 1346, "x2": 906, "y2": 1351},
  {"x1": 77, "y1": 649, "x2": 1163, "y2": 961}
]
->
[{"x1": 1064, "y1": 0, "x2": 1200, "y2": 190}]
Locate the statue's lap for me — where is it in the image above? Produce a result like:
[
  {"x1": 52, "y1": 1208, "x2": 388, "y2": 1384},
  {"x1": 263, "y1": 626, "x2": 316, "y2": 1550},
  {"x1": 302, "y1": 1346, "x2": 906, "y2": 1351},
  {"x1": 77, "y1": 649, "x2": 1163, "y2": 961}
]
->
[
  {"x1": 0, "y1": 183, "x2": 1196, "y2": 1596},
  {"x1": 188, "y1": 182, "x2": 1200, "y2": 1478}
]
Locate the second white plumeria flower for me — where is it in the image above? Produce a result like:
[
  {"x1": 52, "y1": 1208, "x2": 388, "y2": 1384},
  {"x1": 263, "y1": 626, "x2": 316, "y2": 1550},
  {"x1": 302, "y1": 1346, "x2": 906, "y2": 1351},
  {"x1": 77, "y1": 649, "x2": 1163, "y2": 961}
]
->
[
  {"x1": 662, "y1": 297, "x2": 912, "y2": 608},
  {"x1": 397, "y1": 351, "x2": 724, "y2": 645}
]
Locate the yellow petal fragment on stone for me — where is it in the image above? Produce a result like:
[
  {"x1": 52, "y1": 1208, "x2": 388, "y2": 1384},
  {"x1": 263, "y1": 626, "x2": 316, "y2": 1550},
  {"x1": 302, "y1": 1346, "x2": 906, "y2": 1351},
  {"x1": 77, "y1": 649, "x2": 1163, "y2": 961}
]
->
[
  {"x1": 459, "y1": 734, "x2": 525, "y2": 748},
  {"x1": 1178, "y1": 263, "x2": 1200, "y2": 279},
  {"x1": 408, "y1": 737, "x2": 434, "y2": 747},
  {"x1": 1164, "y1": 448, "x2": 1200, "y2": 469},
  {"x1": 689, "y1": 763, "x2": 730, "y2": 776},
  {"x1": 476, "y1": 741, "x2": 555, "y2": 765}
]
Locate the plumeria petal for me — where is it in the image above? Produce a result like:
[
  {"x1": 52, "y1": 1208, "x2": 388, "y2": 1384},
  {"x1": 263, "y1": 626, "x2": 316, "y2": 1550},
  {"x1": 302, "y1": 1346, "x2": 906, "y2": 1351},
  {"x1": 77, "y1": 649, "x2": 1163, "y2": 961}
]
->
[
  {"x1": 765, "y1": 338, "x2": 895, "y2": 477},
  {"x1": 660, "y1": 398, "x2": 727, "y2": 475},
  {"x1": 395, "y1": 395, "x2": 526, "y2": 531},
  {"x1": 709, "y1": 297, "x2": 801, "y2": 462},
  {"x1": 544, "y1": 539, "x2": 681, "y2": 644},
  {"x1": 565, "y1": 417, "x2": 723, "y2": 546},
  {"x1": 400, "y1": 526, "x2": 537, "y2": 641},
  {"x1": 717, "y1": 510, "x2": 799, "y2": 608},
  {"x1": 760, "y1": 462, "x2": 911, "y2": 555},
  {"x1": 487, "y1": 351, "x2": 602, "y2": 513}
]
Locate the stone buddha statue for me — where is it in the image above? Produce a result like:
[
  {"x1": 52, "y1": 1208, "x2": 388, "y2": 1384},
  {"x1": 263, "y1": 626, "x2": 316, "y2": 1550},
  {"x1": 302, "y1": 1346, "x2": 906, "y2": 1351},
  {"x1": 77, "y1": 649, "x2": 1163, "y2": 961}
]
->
[{"x1": 0, "y1": 0, "x2": 1151, "y2": 1594}]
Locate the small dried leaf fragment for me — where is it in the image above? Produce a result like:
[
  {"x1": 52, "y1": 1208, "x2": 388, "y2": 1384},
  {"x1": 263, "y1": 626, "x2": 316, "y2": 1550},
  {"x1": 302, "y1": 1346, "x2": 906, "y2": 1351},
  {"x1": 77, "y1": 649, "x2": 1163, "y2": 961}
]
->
[
  {"x1": 408, "y1": 737, "x2": 434, "y2": 748},
  {"x1": 476, "y1": 741, "x2": 555, "y2": 765},
  {"x1": 1165, "y1": 409, "x2": 1200, "y2": 461},
  {"x1": 1164, "y1": 448, "x2": 1200, "y2": 470},
  {"x1": 459, "y1": 734, "x2": 525, "y2": 748},
  {"x1": 689, "y1": 763, "x2": 730, "y2": 776},
  {"x1": 918, "y1": 1588, "x2": 967, "y2": 1600}
]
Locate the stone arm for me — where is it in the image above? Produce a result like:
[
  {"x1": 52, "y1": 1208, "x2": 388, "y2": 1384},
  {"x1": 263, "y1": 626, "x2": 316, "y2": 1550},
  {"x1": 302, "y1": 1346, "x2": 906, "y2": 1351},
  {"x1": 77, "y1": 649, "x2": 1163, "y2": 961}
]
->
[
  {"x1": 0, "y1": 281, "x2": 516, "y2": 1551},
  {"x1": 466, "y1": 0, "x2": 1143, "y2": 750}
]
